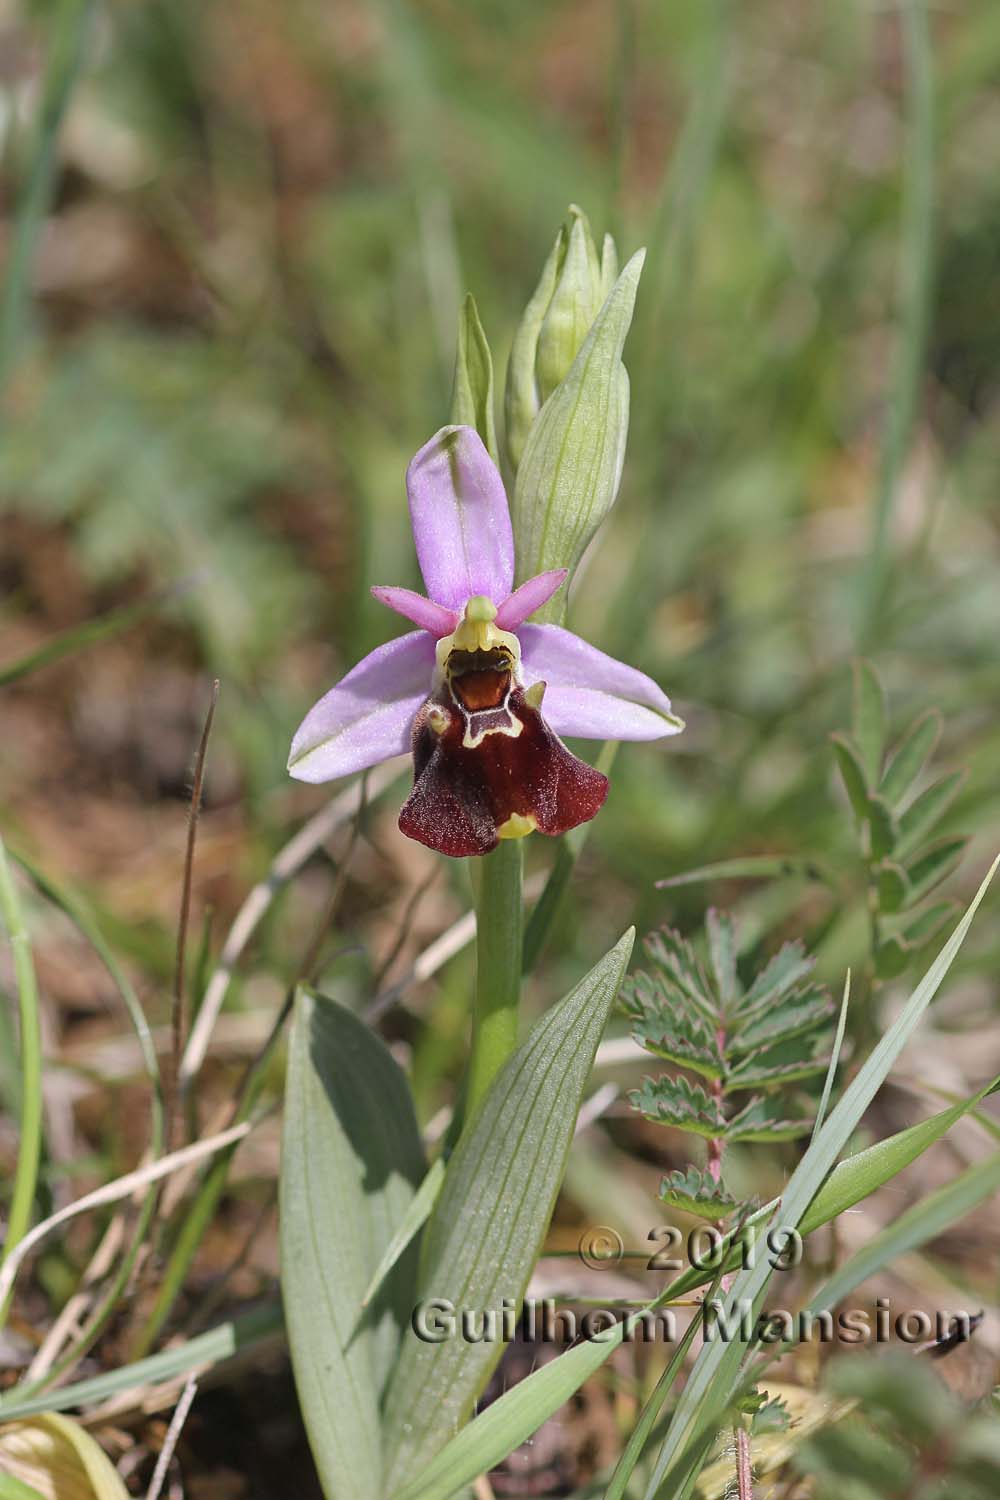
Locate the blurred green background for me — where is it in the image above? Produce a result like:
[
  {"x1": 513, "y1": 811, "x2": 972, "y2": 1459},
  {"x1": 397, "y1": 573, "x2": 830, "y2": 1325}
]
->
[{"x1": 2, "y1": 0, "x2": 1000, "y2": 1067}]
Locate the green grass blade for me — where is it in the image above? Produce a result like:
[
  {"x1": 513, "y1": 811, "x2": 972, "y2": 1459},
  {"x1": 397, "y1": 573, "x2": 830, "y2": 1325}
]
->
[
  {"x1": 805, "y1": 1149, "x2": 1000, "y2": 1316},
  {"x1": 0, "y1": 1303, "x2": 283, "y2": 1422},
  {"x1": 0, "y1": 591, "x2": 179, "y2": 687},
  {"x1": 0, "y1": 841, "x2": 43, "y2": 1332}
]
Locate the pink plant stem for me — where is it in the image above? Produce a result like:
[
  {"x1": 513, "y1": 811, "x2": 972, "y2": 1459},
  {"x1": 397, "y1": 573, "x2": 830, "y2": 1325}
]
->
[
  {"x1": 708, "y1": 1022, "x2": 726, "y2": 1182},
  {"x1": 735, "y1": 1422, "x2": 753, "y2": 1500}
]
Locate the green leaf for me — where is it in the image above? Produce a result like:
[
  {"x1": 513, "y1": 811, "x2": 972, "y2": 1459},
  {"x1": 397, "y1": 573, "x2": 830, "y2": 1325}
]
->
[
  {"x1": 393, "y1": 1326, "x2": 624, "y2": 1500},
  {"x1": 875, "y1": 860, "x2": 910, "y2": 914},
  {"x1": 361, "y1": 1155, "x2": 446, "y2": 1310},
  {"x1": 728, "y1": 984, "x2": 834, "y2": 1055},
  {"x1": 623, "y1": 997, "x2": 724, "y2": 1079},
  {"x1": 629, "y1": 1074, "x2": 727, "y2": 1137},
  {"x1": 879, "y1": 709, "x2": 941, "y2": 807},
  {"x1": 659, "y1": 1167, "x2": 738, "y2": 1220},
  {"x1": 805, "y1": 1149, "x2": 1000, "y2": 1316},
  {"x1": 656, "y1": 855, "x2": 829, "y2": 889},
  {"x1": 903, "y1": 836, "x2": 967, "y2": 906},
  {"x1": 726, "y1": 1033, "x2": 831, "y2": 1090},
  {"x1": 875, "y1": 935, "x2": 910, "y2": 980},
  {"x1": 382, "y1": 930, "x2": 634, "y2": 1489},
  {"x1": 706, "y1": 908, "x2": 738, "y2": 1010},
  {"x1": 867, "y1": 795, "x2": 897, "y2": 859},
  {"x1": 852, "y1": 659, "x2": 887, "y2": 783},
  {"x1": 637, "y1": 928, "x2": 718, "y2": 1024},
  {"x1": 0, "y1": 1413, "x2": 128, "y2": 1500},
  {"x1": 639, "y1": 856, "x2": 998, "y2": 1499},
  {"x1": 830, "y1": 733, "x2": 870, "y2": 821},
  {"x1": 895, "y1": 770, "x2": 966, "y2": 855},
  {"x1": 280, "y1": 991, "x2": 425, "y2": 1500},
  {"x1": 450, "y1": 293, "x2": 498, "y2": 466},
  {"x1": 899, "y1": 900, "x2": 958, "y2": 948},
  {"x1": 724, "y1": 1095, "x2": 813, "y2": 1142},
  {"x1": 736, "y1": 940, "x2": 814, "y2": 1021}
]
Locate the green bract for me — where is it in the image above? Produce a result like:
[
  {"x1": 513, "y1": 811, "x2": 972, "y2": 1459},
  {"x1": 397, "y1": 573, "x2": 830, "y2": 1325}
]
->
[{"x1": 505, "y1": 207, "x2": 644, "y2": 622}]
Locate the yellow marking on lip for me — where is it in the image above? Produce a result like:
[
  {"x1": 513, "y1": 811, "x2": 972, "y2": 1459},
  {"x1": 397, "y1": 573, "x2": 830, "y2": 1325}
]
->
[{"x1": 497, "y1": 812, "x2": 536, "y2": 840}]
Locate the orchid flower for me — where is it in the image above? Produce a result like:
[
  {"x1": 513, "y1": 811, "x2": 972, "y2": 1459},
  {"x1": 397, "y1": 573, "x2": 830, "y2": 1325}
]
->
[{"x1": 288, "y1": 426, "x2": 683, "y2": 857}]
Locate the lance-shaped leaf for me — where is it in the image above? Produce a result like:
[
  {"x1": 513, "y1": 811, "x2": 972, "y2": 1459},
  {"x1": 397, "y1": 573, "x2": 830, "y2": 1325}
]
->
[
  {"x1": 867, "y1": 794, "x2": 897, "y2": 859},
  {"x1": 852, "y1": 658, "x2": 887, "y2": 784},
  {"x1": 382, "y1": 929, "x2": 634, "y2": 1489},
  {"x1": 879, "y1": 708, "x2": 941, "y2": 808},
  {"x1": 511, "y1": 251, "x2": 644, "y2": 618},
  {"x1": 903, "y1": 836, "x2": 967, "y2": 907},
  {"x1": 280, "y1": 991, "x2": 425, "y2": 1500},
  {"x1": 728, "y1": 984, "x2": 835, "y2": 1055},
  {"x1": 895, "y1": 770, "x2": 966, "y2": 855},
  {"x1": 706, "y1": 908, "x2": 738, "y2": 1011},
  {"x1": 875, "y1": 934, "x2": 910, "y2": 980},
  {"x1": 830, "y1": 733, "x2": 870, "y2": 822},
  {"x1": 898, "y1": 900, "x2": 958, "y2": 949},
  {"x1": 450, "y1": 294, "x2": 498, "y2": 467},
  {"x1": 629, "y1": 1074, "x2": 727, "y2": 1138},
  {"x1": 659, "y1": 1166, "x2": 739, "y2": 1220}
]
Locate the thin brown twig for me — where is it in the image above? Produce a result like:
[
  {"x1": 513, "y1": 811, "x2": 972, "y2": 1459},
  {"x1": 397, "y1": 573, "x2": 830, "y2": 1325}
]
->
[
  {"x1": 369, "y1": 866, "x2": 440, "y2": 995},
  {"x1": 166, "y1": 680, "x2": 219, "y2": 1154}
]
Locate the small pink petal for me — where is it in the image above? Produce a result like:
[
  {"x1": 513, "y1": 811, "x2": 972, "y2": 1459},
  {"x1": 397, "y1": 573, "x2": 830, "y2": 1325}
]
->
[
  {"x1": 518, "y1": 623, "x2": 684, "y2": 742},
  {"x1": 494, "y1": 570, "x2": 567, "y2": 630},
  {"x1": 288, "y1": 630, "x2": 436, "y2": 783},
  {"x1": 371, "y1": 586, "x2": 458, "y2": 638},
  {"x1": 407, "y1": 426, "x2": 515, "y2": 610}
]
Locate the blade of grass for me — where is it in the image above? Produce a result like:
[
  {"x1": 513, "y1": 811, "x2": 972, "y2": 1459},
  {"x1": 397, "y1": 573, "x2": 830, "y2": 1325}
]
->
[
  {"x1": 0, "y1": 839, "x2": 43, "y2": 1332},
  {"x1": 0, "y1": 1303, "x2": 283, "y2": 1422},
  {"x1": 810, "y1": 971, "x2": 851, "y2": 1141},
  {"x1": 0, "y1": 0, "x2": 93, "y2": 391},
  {"x1": 859, "y1": 0, "x2": 935, "y2": 643},
  {"x1": 6, "y1": 850, "x2": 163, "y2": 1394},
  {"x1": 0, "y1": 587, "x2": 192, "y2": 688}
]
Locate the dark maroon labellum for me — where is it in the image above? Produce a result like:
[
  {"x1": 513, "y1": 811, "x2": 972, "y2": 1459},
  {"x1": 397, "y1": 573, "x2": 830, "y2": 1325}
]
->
[{"x1": 398, "y1": 661, "x2": 608, "y2": 858}]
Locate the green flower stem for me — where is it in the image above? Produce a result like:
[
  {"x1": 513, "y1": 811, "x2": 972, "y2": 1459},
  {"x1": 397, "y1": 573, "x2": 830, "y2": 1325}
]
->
[
  {"x1": 465, "y1": 839, "x2": 523, "y2": 1121},
  {"x1": 0, "y1": 839, "x2": 43, "y2": 1331}
]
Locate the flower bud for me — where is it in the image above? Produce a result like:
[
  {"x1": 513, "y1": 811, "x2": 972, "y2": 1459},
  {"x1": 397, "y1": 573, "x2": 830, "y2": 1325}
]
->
[
  {"x1": 510, "y1": 246, "x2": 645, "y2": 621},
  {"x1": 504, "y1": 224, "x2": 566, "y2": 472},
  {"x1": 534, "y1": 206, "x2": 603, "y2": 404}
]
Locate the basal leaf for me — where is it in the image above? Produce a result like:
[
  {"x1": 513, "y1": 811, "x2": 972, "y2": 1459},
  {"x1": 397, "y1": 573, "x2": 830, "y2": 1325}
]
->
[
  {"x1": 830, "y1": 733, "x2": 870, "y2": 821},
  {"x1": 280, "y1": 991, "x2": 425, "y2": 1500},
  {"x1": 629, "y1": 1074, "x2": 727, "y2": 1138},
  {"x1": 879, "y1": 709, "x2": 941, "y2": 808},
  {"x1": 382, "y1": 930, "x2": 634, "y2": 1489},
  {"x1": 852, "y1": 659, "x2": 887, "y2": 784}
]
